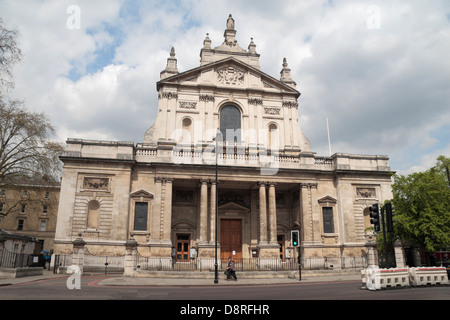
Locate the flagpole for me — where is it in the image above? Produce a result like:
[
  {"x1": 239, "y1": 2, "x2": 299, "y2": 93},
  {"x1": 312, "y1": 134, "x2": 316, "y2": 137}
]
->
[{"x1": 326, "y1": 117, "x2": 332, "y2": 157}]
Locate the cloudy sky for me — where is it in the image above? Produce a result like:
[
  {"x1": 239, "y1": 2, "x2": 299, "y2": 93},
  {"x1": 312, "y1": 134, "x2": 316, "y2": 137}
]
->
[{"x1": 2, "y1": 0, "x2": 449, "y2": 175}]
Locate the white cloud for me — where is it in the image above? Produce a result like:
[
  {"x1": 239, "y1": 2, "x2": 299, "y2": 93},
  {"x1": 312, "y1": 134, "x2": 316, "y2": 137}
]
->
[{"x1": 1, "y1": 0, "x2": 449, "y2": 174}]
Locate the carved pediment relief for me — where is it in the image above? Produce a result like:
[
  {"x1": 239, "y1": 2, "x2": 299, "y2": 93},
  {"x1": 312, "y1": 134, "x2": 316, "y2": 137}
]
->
[{"x1": 217, "y1": 66, "x2": 245, "y2": 86}]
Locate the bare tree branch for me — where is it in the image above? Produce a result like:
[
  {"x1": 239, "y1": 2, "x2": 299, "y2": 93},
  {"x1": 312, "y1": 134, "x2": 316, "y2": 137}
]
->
[{"x1": 0, "y1": 18, "x2": 22, "y2": 94}]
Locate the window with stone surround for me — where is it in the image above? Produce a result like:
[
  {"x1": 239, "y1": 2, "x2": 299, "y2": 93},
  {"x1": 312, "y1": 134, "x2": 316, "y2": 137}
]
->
[
  {"x1": 133, "y1": 202, "x2": 148, "y2": 231},
  {"x1": 322, "y1": 207, "x2": 334, "y2": 233},
  {"x1": 220, "y1": 104, "x2": 241, "y2": 143}
]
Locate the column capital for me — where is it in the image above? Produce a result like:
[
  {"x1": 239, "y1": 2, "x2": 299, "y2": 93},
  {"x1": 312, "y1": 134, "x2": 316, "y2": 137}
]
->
[
  {"x1": 155, "y1": 177, "x2": 174, "y2": 183},
  {"x1": 300, "y1": 182, "x2": 317, "y2": 189}
]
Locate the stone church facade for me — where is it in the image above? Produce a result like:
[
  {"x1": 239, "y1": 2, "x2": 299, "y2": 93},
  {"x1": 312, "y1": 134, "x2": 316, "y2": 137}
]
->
[{"x1": 54, "y1": 15, "x2": 392, "y2": 268}]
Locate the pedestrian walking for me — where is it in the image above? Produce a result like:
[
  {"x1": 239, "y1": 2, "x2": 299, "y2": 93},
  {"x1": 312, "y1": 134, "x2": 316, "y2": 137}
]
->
[{"x1": 226, "y1": 256, "x2": 237, "y2": 281}]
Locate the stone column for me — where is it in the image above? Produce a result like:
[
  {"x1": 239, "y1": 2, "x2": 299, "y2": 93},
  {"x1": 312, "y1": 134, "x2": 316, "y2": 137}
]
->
[
  {"x1": 258, "y1": 182, "x2": 268, "y2": 245},
  {"x1": 199, "y1": 180, "x2": 209, "y2": 244},
  {"x1": 209, "y1": 181, "x2": 216, "y2": 245},
  {"x1": 123, "y1": 237, "x2": 137, "y2": 277},
  {"x1": 393, "y1": 239, "x2": 406, "y2": 268},
  {"x1": 268, "y1": 182, "x2": 278, "y2": 245}
]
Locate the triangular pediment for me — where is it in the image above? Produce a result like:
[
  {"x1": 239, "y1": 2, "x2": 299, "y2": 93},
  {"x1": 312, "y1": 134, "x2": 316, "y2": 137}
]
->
[
  {"x1": 157, "y1": 57, "x2": 300, "y2": 97},
  {"x1": 218, "y1": 201, "x2": 250, "y2": 213},
  {"x1": 318, "y1": 195, "x2": 337, "y2": 204},
  {"x1": 130, "y1": 189, "x2": 154, "y2": 199}
]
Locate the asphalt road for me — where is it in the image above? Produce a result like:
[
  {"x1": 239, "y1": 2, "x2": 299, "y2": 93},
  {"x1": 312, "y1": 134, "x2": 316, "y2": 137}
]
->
[
  {"x1": 1, "y1": 275, "x2": 448, "y2": 301},
  {"x1": 1, "y1": 275, "x2": 447, "y2": 319}
]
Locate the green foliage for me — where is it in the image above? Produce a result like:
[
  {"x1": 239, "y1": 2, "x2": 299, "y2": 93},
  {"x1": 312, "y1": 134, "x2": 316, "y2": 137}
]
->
[{"x1": 391, "y1": 156, "x2": 450, "y2": 252}]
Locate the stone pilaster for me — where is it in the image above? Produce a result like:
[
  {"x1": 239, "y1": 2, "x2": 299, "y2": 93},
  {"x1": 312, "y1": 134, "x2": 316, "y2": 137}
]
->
[
  {"x1": 162, "y1": 178, "x2": 173, "y2": 242},
  {"x1": 268, "y1": 182, "x2": 278, "y2": 245}
]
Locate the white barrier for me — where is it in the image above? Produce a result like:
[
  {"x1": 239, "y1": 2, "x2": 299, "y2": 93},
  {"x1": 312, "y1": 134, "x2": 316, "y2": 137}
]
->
[
  {"x1": 361, "y1": 266, "x2": 449, "y2": 290},
  {"x1": 409, "y1": 267, "x2": 449, "y2": 287},
  {"x1": 362, "y1": 266, "x2": 410, "y2": 290}
]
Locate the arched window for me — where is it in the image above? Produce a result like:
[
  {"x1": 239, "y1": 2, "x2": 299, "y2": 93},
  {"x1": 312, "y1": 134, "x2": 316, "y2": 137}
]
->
[
  {"x1": 268, "y1": 123, "x2": 279, "y2": 149},
  {"x1": 220, "y1": 105, "x2": 241, "y2": 143},
  {"x1": 87, "y1": 200, "x2": 100, "y2": 229}
]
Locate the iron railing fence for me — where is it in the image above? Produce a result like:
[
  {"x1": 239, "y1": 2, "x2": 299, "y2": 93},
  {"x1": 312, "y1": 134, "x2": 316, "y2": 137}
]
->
[
  {"x1": 135, "y1": 256, "x2": 368, "y2": 272},
  {"x1": 0, "y1": 248, "x2": 33, "y2": 268},
  {"x1": 302, "y1": 256, "x2": 368, "y2": 270},
  {"x1": 52, "y1": 254, "x2": 73, "y2": 274},
  {"x1": 47, "y1": 254, "x2": 368, "y2": 273},
  {"x1": 83, "y1": 247, "x2": 124, "y2": 274}
]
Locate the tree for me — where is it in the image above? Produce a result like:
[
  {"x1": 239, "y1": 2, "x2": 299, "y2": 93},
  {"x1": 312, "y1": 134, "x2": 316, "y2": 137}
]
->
[
  {"x1": 0, "y1": 98, "x2": 64, "y2": 186},
  {"x1": 0, "y1": 19, "x2": 64, "y2": 218},
  {"x1": 0, "y1": 18, "x2": 22, "y2": 94},
  {"x1": 391, "y1": 156, "x2": 450, "y2": 253}
]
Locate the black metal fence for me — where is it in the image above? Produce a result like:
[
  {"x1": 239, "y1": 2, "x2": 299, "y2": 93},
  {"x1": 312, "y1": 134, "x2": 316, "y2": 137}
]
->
[
  {"x1": 0, "y1": 248, "x2": 35, "y2": 268},
  {"x1": 136, "y1": 256, "x2": 368, "y2": 272},
  {"x1": 52, "y1": 254, "x2": 72, "y2": 274}
]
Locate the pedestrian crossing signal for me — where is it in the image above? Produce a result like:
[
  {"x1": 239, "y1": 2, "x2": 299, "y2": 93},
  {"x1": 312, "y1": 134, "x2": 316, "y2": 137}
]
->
[
  {"x1": 291, "y1": 230, "x2": 299, "y2": 247},
  {"x1": 369, "y1": 203, "x2": 380, "y2": 232}
]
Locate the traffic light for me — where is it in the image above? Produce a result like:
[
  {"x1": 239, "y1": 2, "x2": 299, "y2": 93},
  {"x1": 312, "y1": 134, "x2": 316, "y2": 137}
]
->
[
  {"x1": 369, "y1": 203, "x2": 381, "y2": 232},
  {"x1": 291, "y1": 230, "x2": 299, "y2": 247},
  {"x1": 385, "y1": 202, "x2": 395, "y2": 232}
]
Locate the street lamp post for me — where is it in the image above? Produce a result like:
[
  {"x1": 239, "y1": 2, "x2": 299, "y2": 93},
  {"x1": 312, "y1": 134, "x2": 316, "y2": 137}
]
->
[{"x1": 214, "y1": 129, "x2": 219, "y2": 284}]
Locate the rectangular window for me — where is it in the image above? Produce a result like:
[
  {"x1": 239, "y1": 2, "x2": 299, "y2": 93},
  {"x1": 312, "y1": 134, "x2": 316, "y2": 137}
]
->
[
  {"x1": 22, "y1": 190, "x2": 28, "y2": 198},
  {"x1": 21, "y1": 204, "x2": 26, "y2": 214},
  {"x1": 17, "y1": 219, "x2": 24, "y2": 230},
  {"x1": 44, "y1": 191, "x2": 50, "y2": 199},
  {"x1": 322, "y1": 207, "x2": 334, "y2": 233},
  {"x1": 40, "y1": 220, "x2": 47, "y2": 231},
  {"x1": 42, "y1": 205, "x2": 48, "y2": 214},
  {"x1": 133, "y1": 202, "x2": 148, "y2": 231},
  {"x1": 0, "y1": 189, "x2": 5, "y2": 197}
]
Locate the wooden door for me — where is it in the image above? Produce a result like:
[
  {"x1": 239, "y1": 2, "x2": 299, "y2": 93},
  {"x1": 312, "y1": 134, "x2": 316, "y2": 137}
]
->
[
  {"x1": 220, "y1": 219, "x2": 242, "y2": 260},
  {"x1": 176, "y1": 234, "x2": 190, "y2": 261}
]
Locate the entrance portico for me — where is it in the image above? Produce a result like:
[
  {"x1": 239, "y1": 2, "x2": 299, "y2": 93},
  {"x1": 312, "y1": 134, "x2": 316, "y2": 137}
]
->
[{"x1": 167, "y1": 172, "x2": 300, "y2": 262}]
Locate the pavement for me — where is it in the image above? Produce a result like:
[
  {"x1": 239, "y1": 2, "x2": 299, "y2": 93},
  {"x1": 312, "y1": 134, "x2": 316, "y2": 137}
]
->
[{"x1": 0, "y1": 269, "x2": 362, "y2": 287}]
